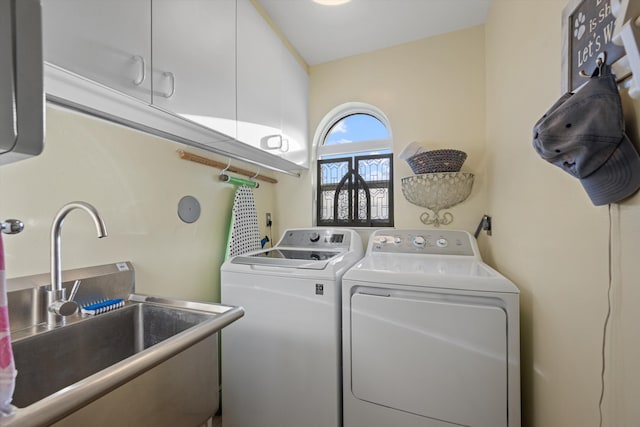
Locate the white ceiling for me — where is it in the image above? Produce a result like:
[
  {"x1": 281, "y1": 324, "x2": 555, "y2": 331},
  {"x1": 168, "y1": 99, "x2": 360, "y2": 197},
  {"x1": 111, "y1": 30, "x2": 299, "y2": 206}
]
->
[{"x1": 256, "y1": 0, "x2": 491, "y2": 66}]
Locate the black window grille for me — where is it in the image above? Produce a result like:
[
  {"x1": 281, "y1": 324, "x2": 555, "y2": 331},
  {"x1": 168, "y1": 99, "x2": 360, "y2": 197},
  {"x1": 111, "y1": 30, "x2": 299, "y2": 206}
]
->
[{"x1": 317, "y1": 153, "x2": 393, "y2": 227}]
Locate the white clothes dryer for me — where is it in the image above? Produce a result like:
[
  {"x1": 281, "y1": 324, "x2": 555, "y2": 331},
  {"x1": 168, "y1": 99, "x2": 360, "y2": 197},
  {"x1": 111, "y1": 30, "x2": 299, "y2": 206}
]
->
[
  {"x1": 342, "y1": 229, "x2": 520, "y2": 427},
  {"x1": 221, "y1": 228, "x2": 363, "y2": 427}
]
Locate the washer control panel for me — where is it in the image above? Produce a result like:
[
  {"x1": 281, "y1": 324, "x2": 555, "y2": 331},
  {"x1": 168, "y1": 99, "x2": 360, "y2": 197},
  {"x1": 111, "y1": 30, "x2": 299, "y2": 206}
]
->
[
  {"x1": 279, "y1": 228, "x2": 353, "y2": 249},
  {"x1": 370, "y1": 230, "x2": 475, "y2": 256}
]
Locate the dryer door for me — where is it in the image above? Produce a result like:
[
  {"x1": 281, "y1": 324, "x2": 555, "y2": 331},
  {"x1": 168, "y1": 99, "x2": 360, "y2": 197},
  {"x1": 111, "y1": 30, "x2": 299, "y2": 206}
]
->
[{"x1": 350, "y1": 290, "x2": 508, "y2": 427}]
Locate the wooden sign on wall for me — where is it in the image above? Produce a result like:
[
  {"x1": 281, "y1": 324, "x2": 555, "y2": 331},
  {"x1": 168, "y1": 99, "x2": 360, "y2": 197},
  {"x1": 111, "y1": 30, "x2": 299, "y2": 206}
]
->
[{"x1": 562, "y1": 0, "x2": 626, "y2": 92}]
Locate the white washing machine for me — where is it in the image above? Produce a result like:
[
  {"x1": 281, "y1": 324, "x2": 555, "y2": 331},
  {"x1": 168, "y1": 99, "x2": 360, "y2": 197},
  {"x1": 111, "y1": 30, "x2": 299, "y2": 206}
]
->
[
  {"x1": 221, "y1": 228, "x2": 363, "y2": 427},
  {"x1": 342, "y1": 229, "x2": 520, "y2": 427}
]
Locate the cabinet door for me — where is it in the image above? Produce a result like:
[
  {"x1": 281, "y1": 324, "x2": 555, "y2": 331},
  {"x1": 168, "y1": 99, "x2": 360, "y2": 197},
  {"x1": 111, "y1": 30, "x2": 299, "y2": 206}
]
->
[
  {"x1": 0, "y1": 0, "x2": 16, "y2": 150},
  {"x1": 236, "y1": 0, "x2": 282, "y2": 150},
  {"x1": 280, "y1": 49, "x2": 309, "y2": 167},
  {"x1": 42, "y1": 0, "x2": 151, "y2": 103},
  {"x1": 152, "y1": 0, "x2": 236, "y2": 139}
]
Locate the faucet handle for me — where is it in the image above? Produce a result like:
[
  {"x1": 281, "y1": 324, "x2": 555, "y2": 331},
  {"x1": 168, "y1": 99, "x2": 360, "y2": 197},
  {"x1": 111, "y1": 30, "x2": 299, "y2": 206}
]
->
[
  {"x1": 48, "y1": 299, "x2": 78, "y2": 316},
  {"x1": 68, "y1": 280, "x2": 81, "y2": 301}
]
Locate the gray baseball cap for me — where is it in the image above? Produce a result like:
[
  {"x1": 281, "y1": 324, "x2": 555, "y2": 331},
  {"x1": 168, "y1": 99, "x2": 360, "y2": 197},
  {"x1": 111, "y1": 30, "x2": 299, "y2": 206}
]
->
[{"x1": 532, "y1": 66, "x2": 640, "y2": 205}]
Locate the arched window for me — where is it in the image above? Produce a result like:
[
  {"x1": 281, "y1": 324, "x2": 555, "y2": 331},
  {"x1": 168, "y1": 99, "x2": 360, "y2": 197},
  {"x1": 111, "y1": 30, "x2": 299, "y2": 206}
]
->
[{"x1": 315, "y1": 103, "x2": 393, "y2": 227}]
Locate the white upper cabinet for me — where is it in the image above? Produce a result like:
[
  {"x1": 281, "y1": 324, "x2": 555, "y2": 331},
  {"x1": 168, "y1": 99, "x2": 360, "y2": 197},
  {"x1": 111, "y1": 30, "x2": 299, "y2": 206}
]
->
[
  {"x1": 152, "y1": 0, "x2": 236, "y2": 139},
  {"x1": 0, "y1": 0, "x2": 44, "y2": 165},
  {"x1": 280, "y1": 42, "x2": 310, "y2": 168},
  {"x1": 42, "y1": 0, "x2": 308, "y2": 172},
  {"x1": 236, "y1": 0, "x2": 309, "y2": 167},
  {"x1": 0, "y1": 1, "x2": 16, "y2": 149},
  {"x1": 43, "y1": 0, "x2": 152, "y2": 103},
  {"x1": 236, "y1": 0, "x2": 282, "y2": 149}
]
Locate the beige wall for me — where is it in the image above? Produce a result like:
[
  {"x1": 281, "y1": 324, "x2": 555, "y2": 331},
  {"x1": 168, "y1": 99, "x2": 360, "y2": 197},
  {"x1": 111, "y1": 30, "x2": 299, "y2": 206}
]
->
[
  {"x1": 486, "y1": 1, "x2": 606, "y2": 425},
  {"x1": 2, "y1": 2, "x2": 639, "y2": 424},
  {"x1": 287, "y1": 1, "x2": 640, "y2": 425},
  {"x1": 486, "y1": 1, "x2": 640, "y2": 426},
  {"x1": 0, "y1": 106, "x2": 275, "y2": 302},
  {"x1": 276, "y1": 25, "x2": 487, "y2": 244}
]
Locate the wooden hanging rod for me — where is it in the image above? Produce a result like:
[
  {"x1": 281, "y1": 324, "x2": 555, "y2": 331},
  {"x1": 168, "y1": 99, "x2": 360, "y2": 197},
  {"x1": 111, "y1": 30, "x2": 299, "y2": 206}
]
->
[{"x1": 177, "y1": 150, "x2": 278, "y2": 184}]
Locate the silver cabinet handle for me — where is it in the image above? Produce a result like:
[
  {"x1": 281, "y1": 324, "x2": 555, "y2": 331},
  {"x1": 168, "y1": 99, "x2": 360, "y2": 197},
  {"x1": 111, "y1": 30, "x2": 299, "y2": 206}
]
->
[
  {"x1": 162, "y1": 71, "x2": 175, "y2": 98},
  {"x1": 260, "y1": 134, "x2": 282, "y2": 150},
  {"x1": 132, "y1": 55, "x2": 146, "y2": 86}
]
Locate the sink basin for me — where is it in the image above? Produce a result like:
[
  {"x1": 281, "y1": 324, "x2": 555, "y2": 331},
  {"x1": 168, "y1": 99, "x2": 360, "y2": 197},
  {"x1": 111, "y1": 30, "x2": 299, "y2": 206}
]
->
[
  {"x1": 2, "y1": 294, "x2": 244, "y2": 427},
  {"x1": 13, "y1": 302, "x2": 214, "y2": 408}
]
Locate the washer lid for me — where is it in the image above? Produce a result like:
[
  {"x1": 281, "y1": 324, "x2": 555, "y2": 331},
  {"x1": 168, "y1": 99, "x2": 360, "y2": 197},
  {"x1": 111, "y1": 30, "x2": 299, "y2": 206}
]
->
[{"x1": 231, "y1": 248, "x2": 343, "y2": 270}]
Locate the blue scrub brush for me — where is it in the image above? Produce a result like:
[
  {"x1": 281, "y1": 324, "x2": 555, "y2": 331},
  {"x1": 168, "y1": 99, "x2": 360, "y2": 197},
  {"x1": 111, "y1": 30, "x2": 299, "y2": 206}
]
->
[{"x1": 81, "y1": 298, "x2": 125, "y2": 315}]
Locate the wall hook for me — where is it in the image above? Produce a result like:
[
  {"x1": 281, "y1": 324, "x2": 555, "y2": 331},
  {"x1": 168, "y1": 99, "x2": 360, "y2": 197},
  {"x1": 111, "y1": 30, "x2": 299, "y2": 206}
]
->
[
  {"x1": 473, "y1": 215, "x2": 492, "y2": 239},
  {"x1": 221, "y1": 159, "x2": 232, "y2": 175},
  {"x1": 1, "y1": 219, "x2": 24, "y2": 234},
  {"x1": 579, "y1": 52, "x2": 607, "y2": 78}
]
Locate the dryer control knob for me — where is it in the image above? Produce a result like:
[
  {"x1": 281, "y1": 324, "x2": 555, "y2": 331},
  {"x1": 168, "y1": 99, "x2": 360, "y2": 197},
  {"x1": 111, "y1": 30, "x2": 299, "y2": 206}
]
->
[
  {"x1": 436, "y1": 238, "x2": 448, "y2": 248},
  {"x1": 393, "y1": 236, "x2": 402, "y2": 245},
  {"x1": 309, "y1": 232, "x2": 321, "y2": 242},
  {"x1": 413, "y1": 236, "x2": 426, "y2": 248}
]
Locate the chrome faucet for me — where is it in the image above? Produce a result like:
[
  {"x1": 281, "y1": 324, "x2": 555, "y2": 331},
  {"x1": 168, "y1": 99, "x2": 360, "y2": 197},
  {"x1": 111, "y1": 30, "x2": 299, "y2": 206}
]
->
[{"x1": 47, "y1": 201, "x2": 107, "y2": 326}]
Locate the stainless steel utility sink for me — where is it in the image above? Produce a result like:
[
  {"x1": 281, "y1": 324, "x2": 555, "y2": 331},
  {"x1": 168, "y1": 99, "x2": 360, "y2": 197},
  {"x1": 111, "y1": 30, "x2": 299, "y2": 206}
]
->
[
  {"x1": 1, "y1": 263, "x2": 244, "y2": 427},
  {"x1": 12, "y1": 301, "x2": 216, "y2": 408}
]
